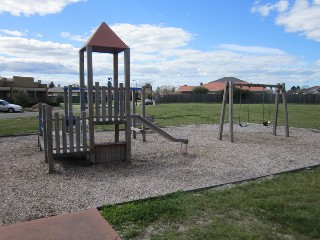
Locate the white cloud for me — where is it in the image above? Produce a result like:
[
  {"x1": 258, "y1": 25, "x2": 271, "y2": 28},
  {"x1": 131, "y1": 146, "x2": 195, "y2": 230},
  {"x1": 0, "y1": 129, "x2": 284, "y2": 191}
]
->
[
  {"x1": 0, "y1": 0, "x2": 85, "y2": 16},
  {"x1": 252, "y1": 0, "x2": 320, "y2": 42},
  {"x1": 60, "y1": 32, "x2": 87, "y2": 42},
  {"x1": 218, "y1": 44, "x2": 286, "y2": 55},
  {"x1": 252, "y1": 0, "x2": 289, "y2": 16},
  {"x1": 0, "y1": 29, "x2": 25, "y2": 37},
  {"x1": 0, "y1": 23, "x2": 319, "y2": 88}
]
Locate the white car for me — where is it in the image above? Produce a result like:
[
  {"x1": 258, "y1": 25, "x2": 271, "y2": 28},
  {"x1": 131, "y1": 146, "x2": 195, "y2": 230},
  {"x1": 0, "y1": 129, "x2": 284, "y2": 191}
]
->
[{"x1": 0, "y1": 99, "x2": 23, "y2": 113}]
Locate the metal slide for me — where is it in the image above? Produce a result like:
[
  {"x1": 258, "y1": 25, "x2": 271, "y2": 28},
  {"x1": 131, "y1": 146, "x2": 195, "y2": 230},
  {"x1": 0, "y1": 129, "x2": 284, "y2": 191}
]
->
[{"x1": 131, "y1": 114, "x2": 188, "y2": 144}]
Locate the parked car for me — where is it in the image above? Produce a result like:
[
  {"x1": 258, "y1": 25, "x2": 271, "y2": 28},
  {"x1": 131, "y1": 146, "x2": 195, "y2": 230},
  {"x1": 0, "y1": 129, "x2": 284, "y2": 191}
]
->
[
  {"x1": 144, "y1": 99, "x2": 153, "y2": 105},
  {"x1": 0, "y1": 99, "x2": 23, "y2": 113}
]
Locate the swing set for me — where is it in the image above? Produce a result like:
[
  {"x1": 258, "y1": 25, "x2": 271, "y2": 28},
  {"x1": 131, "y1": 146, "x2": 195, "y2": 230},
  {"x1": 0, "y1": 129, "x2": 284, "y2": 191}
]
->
[
  {"x1": 218, "y1": 81, "x2": 289, "y2": 143},
  {"x1": 237, "y1": 85, "x2": 271, "y2": 127}
]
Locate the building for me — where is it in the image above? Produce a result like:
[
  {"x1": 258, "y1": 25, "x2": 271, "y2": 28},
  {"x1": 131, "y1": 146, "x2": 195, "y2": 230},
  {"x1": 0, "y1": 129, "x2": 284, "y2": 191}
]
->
[
  {"x1": 177, "y1": 77, "x2": 266, "y2": 93},
  {"x1": 0, "y1": 76, "x2": 47, "y2": 101}
]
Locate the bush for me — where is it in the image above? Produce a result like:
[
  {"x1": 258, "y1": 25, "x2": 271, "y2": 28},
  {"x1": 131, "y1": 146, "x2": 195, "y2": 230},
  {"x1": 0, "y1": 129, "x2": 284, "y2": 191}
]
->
[
  {"x1": 13, "y1": 90, "x2": 35, "y2": 107},
  {"x1": 54, "y1": 93, "x2": 64, "y2": 105},
  {"x1": 192, "y1": 86, "x2": 209, "y2": 94}
]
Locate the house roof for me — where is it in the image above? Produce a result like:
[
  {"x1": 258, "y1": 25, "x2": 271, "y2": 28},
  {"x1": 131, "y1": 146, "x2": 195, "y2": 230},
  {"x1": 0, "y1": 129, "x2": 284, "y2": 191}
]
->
[
  {"x1": 177, "y1": 85, "x2": 196, "y2": 92},
  {"x1": 80, "y1": 22, "x2": 129, "y2": 53}
]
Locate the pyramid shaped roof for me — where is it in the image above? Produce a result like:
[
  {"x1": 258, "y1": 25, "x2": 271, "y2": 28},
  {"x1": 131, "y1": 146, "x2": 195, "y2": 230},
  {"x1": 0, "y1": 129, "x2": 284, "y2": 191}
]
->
[{"x1": 80, "y1": 22, "x2": 129, "y2": 53}]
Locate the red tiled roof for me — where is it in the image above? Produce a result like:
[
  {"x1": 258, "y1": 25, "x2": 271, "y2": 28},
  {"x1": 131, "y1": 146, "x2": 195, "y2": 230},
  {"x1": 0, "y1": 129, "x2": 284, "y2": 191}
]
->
[
  {"x1": 81, "y1": 22, "x2": 129, "y2": 53},
  {"x1": 177, "y1": 86, "x2": 196, "y2": 92},
  {"x1": 178, "y1": 81, "x2": 266, "y2": 92}
]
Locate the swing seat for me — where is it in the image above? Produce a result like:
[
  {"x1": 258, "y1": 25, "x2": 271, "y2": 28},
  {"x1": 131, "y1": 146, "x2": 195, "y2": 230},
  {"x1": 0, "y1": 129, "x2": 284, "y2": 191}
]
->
[
  {"x1": 239, "y1": 123, "x2": 249, "y2": 127},
  {"x1": 262, "y1": 121, "x2": 270, "y2": 126}
]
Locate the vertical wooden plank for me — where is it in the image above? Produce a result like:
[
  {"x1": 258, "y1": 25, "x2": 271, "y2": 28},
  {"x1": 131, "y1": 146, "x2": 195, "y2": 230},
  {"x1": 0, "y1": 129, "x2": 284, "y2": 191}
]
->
[
  {"x1": 76, "y1": 116, "x2": 81, "y2": 155},
  {"x1": 273, "y1": 84, "x2": 280, "y2": 136},
  {"x1": 62, "y1": 116, "x2": 67, "y2": 153},
  {"x1": 96, "y1": 145, "x2": 101, "y2": 163},
  {"x1": 105, "y1": 145, "x2": 109, "y2": 162},
  {"x1": 107, "y1": 86, "x2": 112, "y2": 122},
  {"x1": 47, "y1": 106, "x2": 54, "y2": 173},
  {"x1": 81, "y1": 111, "x2": 87, "y2": 152},
  {"x1": 55, "y1": 112, "x2": 60, "y2": 154},
  {"x1": 101, "y1": 86, "x2": 107, "y2": 122},
  {"x1": 141, "y1": 87, "x2": 146, "y2": 142},
  {"x1": 38, "y1": 102, "x2": 43, "y2": 136},
  {"x1": 68, "y1": 111, "x2": 74, "y2": 153},
  {"x1": 132, "y1": 90, "x2": 136, "y2": 139},
  {"x1": 114, "y1": 82, "x2": 119, "y2": 142},
  {"x1": 119, "y1": 83, "x2": 124, "y2": 121},
  {"x1": 109, "y1": 145, "x2": 115, "y2": 162},
  {"x1": 63, "y1": 87, "x2": 68, "y2": 117},
  {"x1": 218, "y1": 81, "x2": 228, "y2": 140},
  {"x1": 100, "y1": 145, "x2": 106, "y2": 163},
  {"x1": 115, "y1": 144, "x2": 120, "y2": 162},
  {"x1": 95, "y1": 82, "x2": 100, "y2": 122},
  {"x1": 229, "y1": 81, "x2": 234, "y2": 143},
  {"x1": 79, "y1": 50, "x2": 86, "y2": 112},
  {"x1": 282, "y1": 83, "x2": 290, "y2": 137},
  {"x1": 43, "y1": 105, "x2": 48, "y2": 162},
  {"x1": 87, "y1": 45, "x2": 95, "y2": 163},
  {"x1": 124, "y1": 48, "x2": 131, "y2": 162},
  {"x1": 114, "y1": 53, "x2": 120, "y2": 142}
]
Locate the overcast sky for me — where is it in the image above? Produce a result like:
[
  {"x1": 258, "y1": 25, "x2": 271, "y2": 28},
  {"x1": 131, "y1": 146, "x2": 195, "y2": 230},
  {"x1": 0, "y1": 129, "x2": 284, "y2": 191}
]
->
[{"x1": 0, "y1": 0, "x2": 319, "y2": 89}]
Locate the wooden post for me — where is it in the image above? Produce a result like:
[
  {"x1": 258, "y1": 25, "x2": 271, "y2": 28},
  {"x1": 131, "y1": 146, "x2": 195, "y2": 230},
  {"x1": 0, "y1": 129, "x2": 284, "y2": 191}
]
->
[
  {"x1": 42, "y1": 105, "x2": 48, "y2": 162},
  {"x1": 124, "y1": 48, "x2": 131, "y2": 161},
  {"x1": 79, "y1": 50, "x2": 86, "y2": 112},
  {"x1": 68, "y1": 85, "x2": 74, "y2": 153},
  {"x1": 132, "y1": 90, "x2": 136, "y2": 139},
  {"x1": 62, "y1": 116, "x2": 67, "y2": 153},
  {"x1": 141, "y1": 86, "x2": 146, "y2": 142},
  {"x1": 273, "y1": 84, "x2": 280, "y2": 136},
  {"x1": 282, "y1": 83, "x2": 289, "y2": 137},
  {"x1": 114, "y1": 53, "x2": 119, "y2": 142},
  {"x1": 81, "y1": 111, "x2": 87, "y2": 153},
  {"x1": 107, "y1": 86, "x2": 112, "y2": 121},
  {"x1": 87, "y1": 45, "x2": 95, "y2": 163},
  {"x1": 229, "y1": 81, "x2": 234, "y2": 143},
  {"x1": 55, "y1": 112, "x2": 60, "y2": 154},
  {"x1": 95, "y1": 82, "x2": 100, "y2": 122},
  {"x1": 46, "y1": 106, "x2": 54, "y2": 173},
  {"x1": 218, "y1": 81, "x2": 228, "y2": 140},
  {"x1": 75, "y1": 116, "x2": 81, "y2": 156},
  {"x1": 101, "y1": 86, "x2": 107, "y2": 122},
  {"x1": 38, "y1": 102, "x2": 43, "y2": 136},
  {"x1": 119, "y1": 83, "x2": 124, "y2": 121},
  {"x1": 63, "y1": 87, "x2": 68, "y2": 117}
]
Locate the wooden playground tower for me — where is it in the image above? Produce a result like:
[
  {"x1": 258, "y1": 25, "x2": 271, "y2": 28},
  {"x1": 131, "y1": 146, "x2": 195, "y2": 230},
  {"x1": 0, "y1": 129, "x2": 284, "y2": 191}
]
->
[
  {"x1": 38, "y1": 22, "x2": 188, "y2": 173},
  {"x1": 218, "y1": 81, "x2": 289, "y2": 143}
]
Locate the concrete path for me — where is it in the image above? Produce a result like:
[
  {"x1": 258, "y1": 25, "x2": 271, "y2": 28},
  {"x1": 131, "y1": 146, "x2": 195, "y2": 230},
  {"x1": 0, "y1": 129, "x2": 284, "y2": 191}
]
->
[{"x1": 0, "y1": 209, "x2": 121, "y2": 240}]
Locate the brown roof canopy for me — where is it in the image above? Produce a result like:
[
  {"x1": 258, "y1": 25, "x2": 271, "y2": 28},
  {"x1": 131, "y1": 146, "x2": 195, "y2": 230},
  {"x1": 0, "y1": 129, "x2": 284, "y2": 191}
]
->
[{"x1": 80, "y1": 22, "x2": 129, "y2": 53}]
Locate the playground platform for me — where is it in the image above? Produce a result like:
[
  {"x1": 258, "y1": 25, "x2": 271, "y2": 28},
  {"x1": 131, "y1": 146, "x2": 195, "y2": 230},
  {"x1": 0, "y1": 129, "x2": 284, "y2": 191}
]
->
[{"x1": 0, "y1": 209, "x2": 121, "y2": 240}]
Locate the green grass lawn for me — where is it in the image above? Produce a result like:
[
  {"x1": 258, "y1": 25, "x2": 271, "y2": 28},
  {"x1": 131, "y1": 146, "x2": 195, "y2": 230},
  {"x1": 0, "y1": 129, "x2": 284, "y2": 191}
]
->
[
  {"x1": 0, "y1": 103, "x2": 319, "y2": 136},
  {"x1": 101, "y1": 167, "x2": 320, "y2": 239},
  {"x1": 139, "y1": 103, "x2": 320, "y2": 129}
]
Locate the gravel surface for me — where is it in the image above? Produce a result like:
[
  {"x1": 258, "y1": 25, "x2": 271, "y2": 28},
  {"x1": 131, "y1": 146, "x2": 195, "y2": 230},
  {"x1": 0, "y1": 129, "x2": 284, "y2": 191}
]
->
[{"x1": 0, "y1": 124, "x2": 319, "y2": 226}]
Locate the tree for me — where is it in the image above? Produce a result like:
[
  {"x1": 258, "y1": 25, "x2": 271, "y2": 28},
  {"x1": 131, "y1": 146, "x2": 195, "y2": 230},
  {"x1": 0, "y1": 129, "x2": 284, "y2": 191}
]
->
[
  {"x1": 291, "y1": 86, "x2": 297, "y2": 91},
  {"x1": 13, "y1": 89, "x2": 32, "y2": 107},
  {"x1": 192, "y1": 86, "x2": 209, "y2": 94},
  {"x1": 156, "y1": 85, "x2": 176, "y2": 96},
  {"x1": 48, "y1": 81, "x2": 55, "y2": 88}
]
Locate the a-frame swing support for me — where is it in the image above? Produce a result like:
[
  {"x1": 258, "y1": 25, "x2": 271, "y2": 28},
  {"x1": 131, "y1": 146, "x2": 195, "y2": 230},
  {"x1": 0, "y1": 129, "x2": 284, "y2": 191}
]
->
[{"x1": 218, "y1": 81, "x2": 289, "y2": 143}]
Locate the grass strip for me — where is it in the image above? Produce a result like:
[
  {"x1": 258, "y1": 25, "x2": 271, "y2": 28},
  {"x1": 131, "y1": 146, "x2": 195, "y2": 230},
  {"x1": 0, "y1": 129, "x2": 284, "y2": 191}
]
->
[{"x1": 101, "y1": 167, "x2": 320, "y2": 239}]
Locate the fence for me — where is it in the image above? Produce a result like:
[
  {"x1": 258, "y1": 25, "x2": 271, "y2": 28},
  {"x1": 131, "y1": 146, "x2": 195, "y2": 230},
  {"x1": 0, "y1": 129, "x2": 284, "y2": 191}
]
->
[{"x1": 156, "y1": 93, "x2": 320, "y2": 104}]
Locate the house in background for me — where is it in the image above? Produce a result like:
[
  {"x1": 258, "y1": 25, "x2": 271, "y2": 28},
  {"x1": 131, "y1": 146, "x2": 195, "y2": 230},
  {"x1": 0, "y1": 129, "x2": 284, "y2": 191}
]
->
[
  {"x1": 177, "y1": 77, "x2": 267, "y2": 93},
  {"x1": 0, "y1": 76, "x2": 47, "y2": 102}
]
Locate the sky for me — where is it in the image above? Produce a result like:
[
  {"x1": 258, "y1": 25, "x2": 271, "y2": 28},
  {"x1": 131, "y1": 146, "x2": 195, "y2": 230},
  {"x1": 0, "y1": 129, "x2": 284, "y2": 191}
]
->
[{"x1": 0, "y1": 0, "x2": 320, "y2": 89}]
